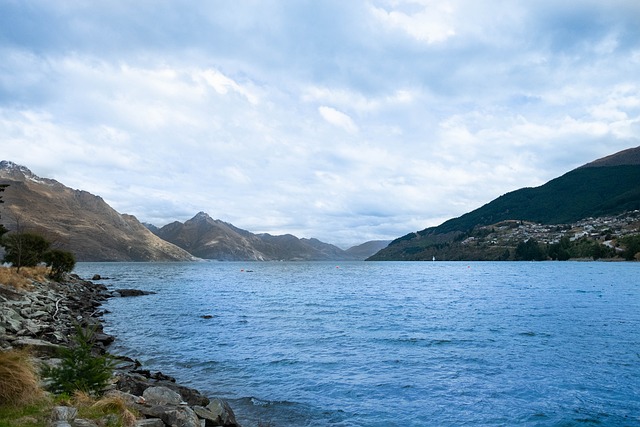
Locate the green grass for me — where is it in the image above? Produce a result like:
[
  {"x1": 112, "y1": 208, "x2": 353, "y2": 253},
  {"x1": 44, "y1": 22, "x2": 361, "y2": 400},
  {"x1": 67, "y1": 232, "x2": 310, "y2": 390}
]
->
[{"x1": 0, "y1": 398, "x2": 54, "y2": 427}]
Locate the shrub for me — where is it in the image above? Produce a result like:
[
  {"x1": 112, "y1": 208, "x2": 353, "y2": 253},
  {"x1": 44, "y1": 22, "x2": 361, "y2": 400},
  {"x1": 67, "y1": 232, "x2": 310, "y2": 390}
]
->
[
  {"x1": 43, "y1": 325, "x2": 115, "y2": 396},
  {"x1": 43, "y1": 249, "x2": 76, "y2": 281},
  {"x1": 0, "y1": 349, "x2": 43, "y2": 406}
]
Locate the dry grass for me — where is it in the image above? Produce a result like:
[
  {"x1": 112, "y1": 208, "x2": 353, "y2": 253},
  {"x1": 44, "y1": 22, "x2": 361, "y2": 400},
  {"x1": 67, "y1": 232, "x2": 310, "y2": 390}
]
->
[
  {"x1": 0, "y1": 266, "x2": 49, "y2": 290},
  {"x1": 0, "y1": 349, "x2": 44, "y2": 407},
  {"x1": 63, "y1": 392, "x2": 138, "y2": 427},
  {"x1": 91, "y1": 395, "x2": 137, "y2": 426}
]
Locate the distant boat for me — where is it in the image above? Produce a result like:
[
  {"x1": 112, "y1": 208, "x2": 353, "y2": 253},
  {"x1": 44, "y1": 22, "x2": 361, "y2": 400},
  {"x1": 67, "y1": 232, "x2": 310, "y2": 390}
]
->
[{"x1": 432, "y1": 256, "x2": 436, "y2": 262}]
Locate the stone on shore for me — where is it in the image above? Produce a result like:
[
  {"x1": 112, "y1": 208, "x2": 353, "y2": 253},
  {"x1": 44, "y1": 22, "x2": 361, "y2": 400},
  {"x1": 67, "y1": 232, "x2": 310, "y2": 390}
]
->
[
  {"x1": 51, "y1": 406, "x2": 78, "y2": 421},
  {"x1": 111, "y1": 289, "x2": 156, "y2": 297},
  {"x1": 135, "y1": 420, "x2": 165, "y2": 427},
  {"x1": 143, "y1": 386, "x2": 184, "y2": 406},
  {"x1": 13, "y1": 338, "x2": 64, "y2": 357},
  {"x1": 194, "y1": 399, "x2": 241, "y2": 427}
]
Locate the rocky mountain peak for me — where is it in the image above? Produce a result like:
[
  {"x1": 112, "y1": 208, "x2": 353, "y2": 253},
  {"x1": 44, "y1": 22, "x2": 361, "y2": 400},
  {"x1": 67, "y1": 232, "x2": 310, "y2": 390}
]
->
[
  {"x1": 193, "y1": 211, "x2": 212, "y2": 220},
  {"x1": 1, "y1": 160, "x2": 35, "y2": 177},
  {"x1": 0, "y1": 160, "x2": 60, "y2": 187}
]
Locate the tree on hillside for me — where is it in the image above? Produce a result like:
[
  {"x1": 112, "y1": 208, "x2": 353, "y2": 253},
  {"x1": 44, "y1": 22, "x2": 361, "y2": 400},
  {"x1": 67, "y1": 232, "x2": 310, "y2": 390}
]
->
[
  {"x1": 515, "y1": 238, "x2": 547, "y2": 261},
  {"x1": 548, "y1": 236, "x2": 571, "y2": 261},
  {"x1": 1, "y1": 232, "x2": 51, "y2": 272},
  {"x1": 620, "y1": 235, "x2": 640, "y2": 261}
]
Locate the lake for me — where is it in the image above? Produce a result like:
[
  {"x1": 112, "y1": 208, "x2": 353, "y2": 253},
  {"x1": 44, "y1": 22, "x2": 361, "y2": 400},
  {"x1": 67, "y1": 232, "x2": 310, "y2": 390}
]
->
[{"x1": 74, "y1": 261, "x2": 640, "y2": 426}]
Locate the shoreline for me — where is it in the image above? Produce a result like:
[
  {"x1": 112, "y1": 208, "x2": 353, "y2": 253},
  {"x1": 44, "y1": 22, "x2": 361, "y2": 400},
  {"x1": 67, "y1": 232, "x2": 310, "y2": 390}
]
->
[{"x1": 0, "y1": 271, "x2": 242, "y2": 427}]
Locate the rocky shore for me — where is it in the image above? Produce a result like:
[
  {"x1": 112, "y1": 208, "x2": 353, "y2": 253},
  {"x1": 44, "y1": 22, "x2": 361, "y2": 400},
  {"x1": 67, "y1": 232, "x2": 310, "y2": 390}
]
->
[{"x1": 0, "y1": 272, "x2": 241, "y2": 427}]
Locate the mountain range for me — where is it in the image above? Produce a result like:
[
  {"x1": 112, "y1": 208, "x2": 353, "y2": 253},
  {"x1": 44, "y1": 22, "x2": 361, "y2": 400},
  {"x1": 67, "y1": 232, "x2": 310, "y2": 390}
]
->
[
  {"x1": 0, "y1": 161, "x2": 380, "y2": 261},
  {"x1": 369, "y1": 146, "x2": 640, "y2": 261},
  {"x1": 2, "y1": 146, "x2": 638, "y2": 263},
  {"x1": 150, "y1": 212, "x2": 363, "y2": 261}
]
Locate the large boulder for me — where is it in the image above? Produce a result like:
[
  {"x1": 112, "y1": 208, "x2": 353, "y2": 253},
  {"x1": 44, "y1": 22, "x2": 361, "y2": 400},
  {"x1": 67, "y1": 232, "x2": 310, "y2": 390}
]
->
[
  {"x1": 193, "y1": 399, "x2": 240, "y2": 427},
  {"x1": 160, "y1": 407, "x2": 201, "y2": 427},
  {"x1": 142, "y1": 386, "x2": 183, "y2": 406},
  {"x1": 115, "y1": 371, "x2": 209, "y2": 407}
]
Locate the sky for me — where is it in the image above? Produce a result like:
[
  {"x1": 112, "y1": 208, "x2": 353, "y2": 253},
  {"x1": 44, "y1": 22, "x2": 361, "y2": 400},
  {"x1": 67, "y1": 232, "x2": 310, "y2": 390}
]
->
[{"x1": 1, "y1": 1, "x2": 639, "y2": 248}]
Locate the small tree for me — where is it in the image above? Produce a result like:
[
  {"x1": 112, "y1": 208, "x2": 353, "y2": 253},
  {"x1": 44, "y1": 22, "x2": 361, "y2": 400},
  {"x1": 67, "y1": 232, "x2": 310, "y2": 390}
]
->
[
  {"x1": 1, "y1": 232, "x2": 51, "y2": 272},
  {"x1": 43, "y1": 249, "x2": 76, "y2": 281},
  {"x1": 42, "y1": 324, "x2": 114, "y2": 396}
]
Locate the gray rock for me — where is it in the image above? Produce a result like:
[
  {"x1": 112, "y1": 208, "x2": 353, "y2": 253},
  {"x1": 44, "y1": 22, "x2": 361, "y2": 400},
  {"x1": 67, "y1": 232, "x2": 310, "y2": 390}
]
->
[
  {"x1": 194, "y1": 399, "x2": 240, "y2": 427},
  {"x1": 135, "y1": 420, "x2": 165, "y2": 427},
  {"x1": 160, "y1": 406, "x2": 201, "y2": 427},
  {"x1": 50, "y1": 422, "x2": 72, "y2": 427},
  {"x1": 143, "y1": 386, "x2": 183, "y2": 406},
  {"x1": 14, "y1": 338, "x2": 63, "y2": 357},
  {"x1": 2, "y1": 308, "x2": 24, "y2": 333},
  {"x1": 135, "y1": 404, "x2": 175, "y2": 419},
  {"x1": 112, "y1": 289, "x2": 157, "y2": 297},
  {"x1": 71, "y1": 419, "x2": 98, "y2": 427},
  {"x1": 32, "y1": 310, "x2": 50, "y2": 319},
  {"x1": 51, "y1": 406, "x2": 78, "y2": 421},
  {"x1": 23, "y1": 319, "x2": 42, "y2": 335},
  {"x1": 104, "y1": 389, "x2": 141, "y2": 407}
]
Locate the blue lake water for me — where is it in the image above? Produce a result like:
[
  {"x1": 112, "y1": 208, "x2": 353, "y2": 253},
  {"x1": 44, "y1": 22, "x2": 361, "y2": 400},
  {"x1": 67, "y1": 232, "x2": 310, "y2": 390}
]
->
[{"x1": 74, "y1": 261, "x2": 640, "y2": 427}]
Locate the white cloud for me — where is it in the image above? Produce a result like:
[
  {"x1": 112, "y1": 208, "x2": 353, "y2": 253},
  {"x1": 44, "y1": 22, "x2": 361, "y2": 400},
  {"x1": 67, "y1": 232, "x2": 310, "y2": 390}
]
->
[
  {"x1": 318, "y1": 106, "x2": 359, "y2": 134},
  {"x1": 370, "y1": 0, "x2": 457, "y2": 44},
  {"x1": 198, "y1": 69, "x2": 259, "y2": 105},
  {"x1": 0, "y1": 1, "x2": 639, "y2": 247}
]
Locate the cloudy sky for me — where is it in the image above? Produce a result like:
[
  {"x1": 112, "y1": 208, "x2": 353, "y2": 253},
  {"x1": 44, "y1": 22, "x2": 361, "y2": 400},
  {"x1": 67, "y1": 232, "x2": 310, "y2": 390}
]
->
[{"x1": 1, "y1": 1, "x2": 639, "y2": 247}]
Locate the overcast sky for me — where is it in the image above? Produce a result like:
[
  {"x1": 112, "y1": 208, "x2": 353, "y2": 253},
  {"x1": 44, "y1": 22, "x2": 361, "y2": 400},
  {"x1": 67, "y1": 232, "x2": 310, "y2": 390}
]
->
[{"x1": 1, "y1": 1, "x2": 639, "y2": 247}]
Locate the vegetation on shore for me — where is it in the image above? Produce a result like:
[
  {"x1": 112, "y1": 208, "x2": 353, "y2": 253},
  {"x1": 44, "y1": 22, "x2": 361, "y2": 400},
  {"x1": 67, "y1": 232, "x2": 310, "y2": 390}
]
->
[
  {"x1": 0, "y1": 229, "x2": 76, "y2": 281},
  {"x1": 0, "y1": 267, "x2": 134, "y2": 426}
]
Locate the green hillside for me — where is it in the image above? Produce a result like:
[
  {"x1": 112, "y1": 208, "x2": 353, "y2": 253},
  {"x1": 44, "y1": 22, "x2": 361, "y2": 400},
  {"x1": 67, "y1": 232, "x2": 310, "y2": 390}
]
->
[
  {"x1": 435, "y1": 165, "x2": 640, "y2": 233},
  {"x1": 370, "y1": 163, "x2": 640, "y2": 261}
]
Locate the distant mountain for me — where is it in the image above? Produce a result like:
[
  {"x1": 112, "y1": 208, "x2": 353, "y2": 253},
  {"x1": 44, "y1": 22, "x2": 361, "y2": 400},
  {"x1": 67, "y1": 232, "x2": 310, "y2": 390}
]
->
[
  {"x1": 0, "y1": 161, "x2": 195, "y2": 262},
  {"x1": 370, "y1": 146, "x2": 640, "y2": 261},
  {"x1": 345, "y1": 240, "x2": 391, "y2": 259},
  {"x1": 153, "y1": 212, "x2": 361, "y2": 261}
]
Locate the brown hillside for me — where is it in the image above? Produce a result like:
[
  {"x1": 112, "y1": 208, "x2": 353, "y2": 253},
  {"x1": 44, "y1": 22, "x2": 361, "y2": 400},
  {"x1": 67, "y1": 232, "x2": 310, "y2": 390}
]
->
[{"x1": 0, "y1": 161, "x2": 194, "y2": 262}]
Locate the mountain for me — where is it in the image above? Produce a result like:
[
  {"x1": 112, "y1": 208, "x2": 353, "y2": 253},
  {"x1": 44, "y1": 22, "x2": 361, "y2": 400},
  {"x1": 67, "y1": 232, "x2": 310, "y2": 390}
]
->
[
  {"x1": 0, "y1": 161, "x2": 195, "y2": 262},
  {"x1": 152, "y1": 212, "x2": 361, "y2": 261},
  {"x1": 345, "y1": 240, "x2": 391, "y2": 259},
  {"x1": 369, "y1": 146, "x2": 640, "y2": 261}
]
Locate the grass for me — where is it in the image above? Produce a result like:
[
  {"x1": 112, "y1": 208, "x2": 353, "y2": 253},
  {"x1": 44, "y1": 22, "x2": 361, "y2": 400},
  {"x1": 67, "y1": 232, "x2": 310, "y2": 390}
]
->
[
  {"x1": 0, "y1": 392, "x2": 139, "y2": 427},
  {"x1": 0, "y1": 398, "x2": 53, "y2": 427},
  {"x1": 0, "y1": 349, "x2": 43, "y2": 407},
  {"x1": 0, "y1": 349, "x2": 137, "y2": 427},
  {"x1": 0, "y1": 266, "x2": 50, "y2": 290}
]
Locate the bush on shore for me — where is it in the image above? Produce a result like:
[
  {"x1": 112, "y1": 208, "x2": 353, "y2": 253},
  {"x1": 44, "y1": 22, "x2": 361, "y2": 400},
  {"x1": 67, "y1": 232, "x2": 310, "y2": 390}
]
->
[{"x1": 43, "y1": 324, "x2": 115, "y2": 396}]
